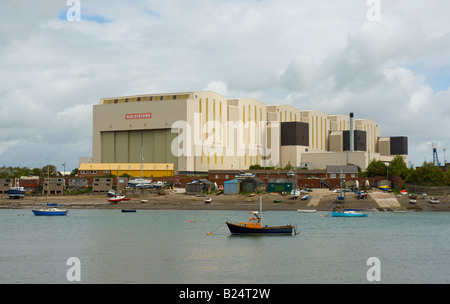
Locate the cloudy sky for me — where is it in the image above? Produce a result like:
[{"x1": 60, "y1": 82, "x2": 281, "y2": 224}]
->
[{"x1": 1, "y1": 0, "x2": 449, "y2": 171}]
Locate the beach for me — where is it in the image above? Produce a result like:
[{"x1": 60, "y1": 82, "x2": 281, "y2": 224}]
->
[{"x1": 1, "y1": 188, "x2": 448, "y2": 212}]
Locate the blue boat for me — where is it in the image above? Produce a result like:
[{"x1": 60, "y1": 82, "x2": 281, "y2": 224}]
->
[
  {"x1": 7, "y1": 187, "x2": 26, "y2": 199},
  {"x1": 32, "y1": 208, "x2": 68, "y2": 216},
  {"x1": 332, "y1": 210, "x2": 368, "y2": 217}
]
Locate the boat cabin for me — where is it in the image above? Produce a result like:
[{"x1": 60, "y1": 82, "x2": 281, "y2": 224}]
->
[{"x1": 238, "y1": 211, "x2": 262, "y2": 229}]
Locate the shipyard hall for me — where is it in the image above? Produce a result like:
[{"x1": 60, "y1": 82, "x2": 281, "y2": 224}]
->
[{"x1": 80, "y1": 91, "x2": 408, "y2": 177}]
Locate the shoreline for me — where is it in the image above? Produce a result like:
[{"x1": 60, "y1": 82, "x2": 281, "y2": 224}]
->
[{"x1": 1, "y1": 188, "x2": 449, "y2": 212}]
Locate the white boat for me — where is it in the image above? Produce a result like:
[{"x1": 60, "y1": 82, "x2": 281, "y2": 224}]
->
[
  {"x1": 107, "y1": 189, "x2": 116, "y2": 197},
  {"x1": 150, "y1": 181, "x2": 165, "y2": 188},
  {"x1": 394, "y1": 210, "x2": 406, "y2": 213},
  {"x1": 235, "y1": 172, "x2": 256, "y2": 179},
  {"x1": 301, "y1": 194, "x2": 309, "y2": 200},
  {"x1": 290, "y1": 190, "x2": 300, "y2": 199},
  {"x1": 108, "y1": 195, "x2": 125, "y2": 203},
  {"x1": 128, "y1": 178, "x2": 151, "y2": 189},
  {"x1": 204, "y1": 197, "x2": 212, "y2": 203},
  {"x1": 297, "y1": 209, "x2": 316, "y2": 213},
  {"x1": 429, "y1": 197, "x2": 440, "y2": 204}
]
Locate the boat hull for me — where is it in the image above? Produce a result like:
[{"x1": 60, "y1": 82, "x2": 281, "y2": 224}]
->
[
  {"x1": 7, "y1": 189, "x2": 26, "y2": 199},
  {"x1": 32, "y1": 209, "x2": 68, "y2": 216},
  {"x1": 332, "y1": 211, "x2": 367, "y2": 217},
  {"x1": 226, "y1": 222, "x2": 294, "y2": 235}
]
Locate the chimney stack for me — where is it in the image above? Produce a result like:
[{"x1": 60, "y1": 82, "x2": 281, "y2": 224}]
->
[{"x1": 350, "y1": 112, "x2": 354, "y2": 152}]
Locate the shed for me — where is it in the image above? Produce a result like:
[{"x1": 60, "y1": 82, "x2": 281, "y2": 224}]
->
[
  {"x1": 267, "y1": 179, "x2": 294, "y2": 193},
  {"x1": 241, "y1": 177, "x2": 266, "y2": 193},
  {"x1": 224, "y1": 179, "x2": 239, "y2": 195},
  {"x1": 185, "y1": 179, "x2": 214, "y2": 195}
]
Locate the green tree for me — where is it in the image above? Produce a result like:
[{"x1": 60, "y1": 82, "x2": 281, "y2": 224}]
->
[
  {"x1": 444, "y1": 170, "x2": 450, "y2": 186},
  {"x1": 406, "y1": 162, "x2": 445, "y2": 186},
  {"x1": 365, "y1": 159, "x2": 387, "y2": 177},
  {"x1": 388, "y1": 155, "x2": 409, "y2": 179}
]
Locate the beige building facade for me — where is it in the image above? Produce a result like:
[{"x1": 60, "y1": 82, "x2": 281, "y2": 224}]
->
[{"x1": 90, "y1": 91, "x2": 407, "y2": 173}]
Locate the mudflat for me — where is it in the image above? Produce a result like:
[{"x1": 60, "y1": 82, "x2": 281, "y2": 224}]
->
[{"x1": 1, "y1": 188, "x2": 448, "y2": 212}]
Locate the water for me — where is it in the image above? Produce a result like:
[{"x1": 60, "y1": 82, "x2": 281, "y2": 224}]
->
[{"x1": 0, "y1": 209, "x2": 449, "y2": 284}]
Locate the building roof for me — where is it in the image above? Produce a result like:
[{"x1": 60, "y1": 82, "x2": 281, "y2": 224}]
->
[
  {"x1": 78, "y1": 163, "x2": 174, "y2": 171},
  {"x1": 326, "y1": 165, "x2": 358, "y2": 174},
  {"x1": 241, "y1": 177, "x2": 266, "y2": 185},
  {"x1": 187, "y1": 179, "x2": 214, "y2": 185}
]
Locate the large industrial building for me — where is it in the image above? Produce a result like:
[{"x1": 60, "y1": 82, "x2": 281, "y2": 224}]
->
[{"x1": 85, "y1": 91, "x2": 407, "y2": 175}]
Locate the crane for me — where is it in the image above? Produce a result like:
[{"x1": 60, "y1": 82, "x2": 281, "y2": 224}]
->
[{"x1": 432, "y1": 143, "x2": 441, "y2": 167}]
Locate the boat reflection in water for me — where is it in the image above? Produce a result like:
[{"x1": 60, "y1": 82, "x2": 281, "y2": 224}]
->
[{"x1": 226, "y1": 195, "x2": 297, "y2": 235}]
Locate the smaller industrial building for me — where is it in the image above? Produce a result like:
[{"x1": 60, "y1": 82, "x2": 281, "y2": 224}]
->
[{"x1": 77, "y1": 163, "x2": 174, "y2": 178}]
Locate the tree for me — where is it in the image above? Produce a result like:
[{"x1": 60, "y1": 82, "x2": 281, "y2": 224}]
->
[
  {"x1": 365, "y1": 159, "x2": 387, "y2": 177},
  {"x1": 388, "y1": 155, "x2": 409, "y2": 179},
  {"x1": 42, "y1": 165, "x2": 59, "y2": 177},
  {"x1": 405, "y1": 162, "x2": 446, "y2": 186}
]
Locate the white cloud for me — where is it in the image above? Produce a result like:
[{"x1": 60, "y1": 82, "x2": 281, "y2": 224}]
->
[{"x1": 0, "y1": 0, "x2": 449, "y2": 169}]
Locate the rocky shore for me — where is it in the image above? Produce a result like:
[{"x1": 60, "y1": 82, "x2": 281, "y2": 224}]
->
[{"x1": 1, "y1": 188, "x2": 449, "y2": 212}]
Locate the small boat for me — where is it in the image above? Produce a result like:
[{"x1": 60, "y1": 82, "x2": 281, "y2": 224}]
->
[
  {"x1": 32, "y1": 208, "x2": 68, "y2": 216},
  {"x1": 410, "y1": 199, "x2": 417, "y2": 204},
  {"x1": 32, "y1": 165, "x2": 68, "y2": 216},
  {"x1": 297, "y1": 209, "x2": 316, "y2": 213},
  {"x1": 150, "y1": 181, "x2": 165, "y2": 189},
  {"x1": 121, "y1": 209, "x2": 136, "y2": 213},
  {"x1": 204, "y1": 197, "x2": 212, "y2": 203},
  {"x1": 356, "y1": 190, "x2": 367, "y2": 199},
  {"x1": 301, "y1": 194, "x2": 309, "y2": 200},
  {"x1": 290, "y1": 190, "x2": 300, "y2": 199},
  {"x1": 273, "y1": 199, "x2": 281, "y2": 203},
  {"x1": 108, "y1": 195, "x2": 125, "y2": 203},
  {"x1": 332, "y1": 210, "x2": 368, "y2": 217},
  {"x1": 107, "y1": 190, "x2": 117, "y2": 197},
  {"x1": 393, "y1": 210, "x2": 406, "y2": 213},
  {"x1": 226, "y1": 195, "x2": 297, "y2": 235},
  {"x1": 128, "y1": 178, "x2": 152, "y2": 189},
  {"x1": 429, "y1": 197, "x2": 440, "y2": 204},
  {"x1": 7, "y1": 186, "x2": 26, "y2": 199},
  {"x1": 235, "y1": 172, "x2": 256, "y2": 179},
  {"x1": 337, "y1": 193, "x2": 345, "y2": 200}
]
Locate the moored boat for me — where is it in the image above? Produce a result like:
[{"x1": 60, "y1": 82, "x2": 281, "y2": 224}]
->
[
  {"x1": 204, "y1": 197, "x2": 212, "y2": 203},
  {"x1": 297, "y1": 209, "x2": 317, "y2": 213},
  {"x1": 121, "y1": 209, "x2": 136, "y2": 213},
  {"x1": 226, "y1": 195, "x2": 297, "y2": 235},
  {"x1": 31, "y1": 165, "x2": 68, "y2": 216},
  {"x1": 332, "y1": 210, "x2": 368, "y2": 217},
  {"x1": 32, "y1": 208, "x2": 68, "y2": 216}
]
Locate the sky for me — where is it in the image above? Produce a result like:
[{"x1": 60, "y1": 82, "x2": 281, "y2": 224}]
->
[{"x1": 0, "y1": 0, "x2": 449, "y2": 172}]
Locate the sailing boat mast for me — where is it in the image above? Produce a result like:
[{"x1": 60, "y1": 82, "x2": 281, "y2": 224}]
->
[
  {"x1": 259, "y1": 194, "x2": 263, "y2": 226},
  {"x1": 47, "y1": 165, "x2": 50, "y2": 203}
]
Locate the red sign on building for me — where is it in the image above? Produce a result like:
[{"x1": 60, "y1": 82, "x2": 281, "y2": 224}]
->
[{"x1": 125, "y1": 113, "x2": 152, "y2": 120}]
